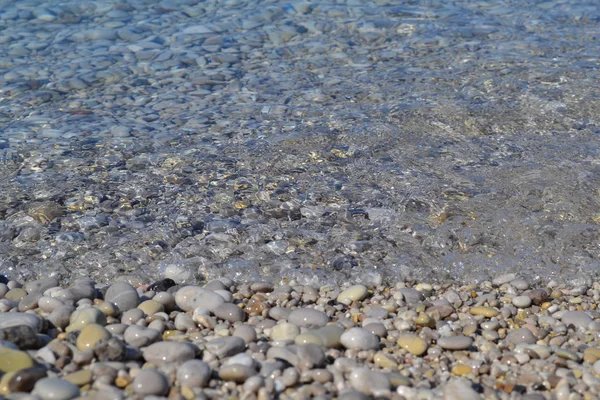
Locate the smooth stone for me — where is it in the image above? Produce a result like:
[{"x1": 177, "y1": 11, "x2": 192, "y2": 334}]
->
[
  {"x1": 288, "y1": 308, "x2": 329, "y2": 328},
  {"x1": 337, "y1": 285, "x2": 368, "y2": 303},
  {"x1": 66, "y1": 308, "x2": 106, "y2": 332},
  {"x1": 219, "y1": 364, "x2": 257, "y2": 383},
  {"x1": 594, "y1": 360, "x2": 600, "y2": 375},
  {"x1": 437, "y1": 336, "x2": 473, "y2": 350},
  {"x1": 174, "y1": 313, "x2": 197, "y2": 331},
  {"x1": 444, "y1": 378, "x2": 481, "y2": 400},
  {"x1": 76, "y1": 324, "x2": 111, "y2": 351},
  {"x1": 0, "y1": 325, "x2": 40, "y2": 349},
  {"x1": 204, "y1": 336, "x2": 246, "y2": 359},
  {"x1": 492, "y1": 273, "x2": 518, "y2": 286},
  {"x1": 137, "y1": 300, "x2": 164, "y2": 316},
  {"x1": 510, "y1": 279, "x2": 530, "y2": 290},
  {"x1": 56, "y1": 279, "x2": 96, "y2": 303},
  {"x1": 19, "y1": 292, "x2": 43, "y2": 311},
  {"x1": 233, "y1": 324, "x2": 257, "y2": 344},
  {"x1": 5, "y1": 288, "x2": 27, "y2": 301},
  {"x1": 397, "y1": 334, "x2": 428, "y2": 356},
  {"x1": 177, "y1": 359, "x2": 211, "y2": 388},
  {"x1": 555, "y1": 349, "x2": 581, "y2": 362},
  {"x1": 32, "y1": 377, "x2": 80, "y2": 400},
  {"x1": 175, "y1": 286, "x2": 225, "y2": 312},
  {"x1": 47, "y1": 306, "x2": 75, "y2": 330},
  {"x1": 213, "y1": 303, "x2": 246, "y2": 322},
  {"x1": 349, "y1": 368, "x2": 390, "y2": 396},
  {"x1": 562, "y1": 311, "x2": 593, "y2": 329},
  {"x1": 0, "y1": 348, "x2": 35, "y2": 372},
  {"x1": 8, "y1": 365, "x2": 48, "y2": 392},
  {"x1": 364, "y1": 322, "x2": 387, "y2": 338},
  {"x1": 506, "y1": 328, "x2": 537, "y2": 345},
  {"x1": 296, "y1": 343, "x2": 326, "y2": 369},
  {"x1": 512, "y1": 295, "x2": 532, "y2": 308},
  {"x1": 38, "y1": 296, "x2": 65, "y2": 313},
  {"x1": 63, "y1": 369, "x2": 93, "y2": 386},
  {"x1": 121, "y1": 308, "x2": 144, "y2": 325},
  {"x1": 398, "y1": 288, "x2": 425, "y2": 305},
  {"x1": 132, "y1": 368, "x2": 169, "y2": 396},
  {"x1": 314, "y1": 325, "x2": 345, "y2": 348},
  {"x1": 340, "y1": 327, "x2": 379, "y2": 350},
  {"x1": 142, "y1": 342, "x2": 197, "y2": 366},
  {"x1": 470, "y1": 306, "x2": 500, "y2": 318},
  {"x1": 225, "y1": 353, "x2": 257, "y2": 368},
  {"x1": 105, "y1": 282, "x2": 140, "y2": 312},
  {"x1": 268, "y1": 307, "x2": 291, "y2": 321},
  {"x1": 0, "y1": 312, "x2": 42, "y2": 332},
  {"x1": 24, "y1": 278, "x2": 60, "y2": 294},
  {"x1": 295, "y1": 332, "x2": 324, "y2": 346},
  {"x1": 271, "y1": 323, "x2": 300, "y2": 341}
]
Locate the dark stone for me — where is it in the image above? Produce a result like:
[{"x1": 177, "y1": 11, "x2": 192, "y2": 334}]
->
[
  {"x1": 0, "y1": 325, "x2": 40, "y2": 349},
  {"x1": 8, "y1": 366, "x2": 47, "y2": 392},
  {"x1": 528, "y1": 289, "x2": 549, "y2": 306},
  {"x1": 148, "y1": 278, "x2": 176, "y2": 293}
]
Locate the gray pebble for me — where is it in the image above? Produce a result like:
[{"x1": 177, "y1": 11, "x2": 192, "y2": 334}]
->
[
  {"x1": 32, "y1": 377, "x2": 80, "y2": 400},
  {"x1": 444, "y1": 378, "x2": 481, "y2": 400},
  {"x1": 177, "y1": 359, "x2": 211, "y2": 388},
  {"x1": 175, "y1": 286, "x2": 225, "y2": 312},
  {"x1": 506, "y1": 328, "x2": 537, "y2": 345},
  {"x1": 561, "y1": 311, "x2": 593, "y2": 329},
  {"x1": 219, "y1": 364, "x2": 257, "y2": 383},
  {"x1": 233, "y1": 324, "x2": 257, "y2": 344},
  {"x1": 132, "y1": 368, "x2": 169, "y2": 396},
  {"x1": 0, "y1": 312, "x2": 42, "y2": 332},
  {"x1": 340, "y1": 327, "x2": 379, "y2": 350},
  {"x1": 105, "y1": 282, "x2": 140, "y2": 312},
  {"x1": 437, "y1": 335, "x2": 473, "y2": 350},
  {"x1": 24, "y1": 278, "x2": 59, "y2": 294},
  {"x1": 213, "y1": 302, "x2": 246, "y2": 322},
  {"x1": 204, "y1": 336, "x2": 246, "y2": 358},
  {"x1": 142, "y1": 342, "x2": 198, "y2": 366},
  {"x1": 288, "y1": 308, "x2": 329, "y2": 328},
  {"x1": 512, "y1": 295, "x2": 532, "y2": 308},
  {"x1": 349, "y1": 368, "x2": 390, "y2": 396},
  {"x1": 124, "y1": 325, "x2": 161, "y2": 347},
  {"x1": 398, "y1": 288, "x2": 425, "y2": 305}
]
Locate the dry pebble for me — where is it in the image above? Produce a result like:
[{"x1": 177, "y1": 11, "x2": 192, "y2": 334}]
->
[{"x1": 132, "y1": 368, "x2": 169, "y2": 396}]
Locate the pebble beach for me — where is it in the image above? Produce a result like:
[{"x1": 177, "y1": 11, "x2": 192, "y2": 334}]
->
[{"x1": 1, "y1": 0, "x2": 600, "y2": 399}]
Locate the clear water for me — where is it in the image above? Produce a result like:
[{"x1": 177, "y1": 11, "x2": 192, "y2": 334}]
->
[{"x1": 0, "y1": 0, "x2": 599, "y2": 286}]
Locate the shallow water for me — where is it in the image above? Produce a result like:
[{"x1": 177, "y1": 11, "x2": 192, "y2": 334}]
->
[{"x1": 0, "y1": 0, "x2": 599, "y2": 286}]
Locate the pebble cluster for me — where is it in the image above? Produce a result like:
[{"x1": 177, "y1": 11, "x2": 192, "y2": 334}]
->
[{"x1": 0, "y1": 273, "x2": 599, "y2": 399}]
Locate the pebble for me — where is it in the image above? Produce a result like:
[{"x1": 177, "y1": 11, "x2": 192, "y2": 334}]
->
[
  {"x1": 437, "y1": 335, "x2": 473, "y2": 350},
  {"x1": 561, "y1": 311, "x2": 593, "y2": 329},
  {"x1": 349, "y1": 368, "x2": 390, "y2": 396},
  {"x1": 233, "y1": 324, "x2": 257, "y2": 344},
  {"x1": 32, "y1": 377, "x2": 80, "y2": 400},
  {"x1": 340, "y1": 327, "x2": 379, "y2": 350},
  {"x1": 76, "y1": 323, "x2": 111, "y2": 351},
  {"x1": 271, "y1": 322, "x2": 300, "y2": 341},
  {"x1": 0, "y1": 347, "x2": 35, "y2": 372},
  {"x1": 142, "y1": 342, "x2": 197, "y2": 365},
  {"x1": 0, "y1": 312, "x2": 42, "y2": 332},
  {"x1": 337, "y1": 285, "x2": 368, "y2": 303},
  {"x1": 288, "y1": 308, "x2": 329, "y2": 328},
  {"x1": 444, "y1": 378, "x2": 481, "y2": 400},
  {"x1": 132, "y1": 368, "x2": 169, "y2": 396},
  {"x1": 512, "y1": 295, "x2": 532, "y2": 308},
  {"x1": 469, "y1": 307, "x2": 500, "y2": 318},
  {"x1": 219, "y1": 364, "x2": 257, "y2": 383},
  {"x1": 175, "y1": 286, "x2": 225, "y2": 312},
  {"x1": 137, "y1": 300, "x2": 163, "y2": 316},
  {"x1": 204, "y1": 336, "x2": 246, "y2": 359},
  {"x1": 213, "y1": 302, "x2": 246, "y2": 322},
  {"x1": 66, "y1": 308, "x2": 106, "y2": 332},
  {"x1": 177, "y1": 360, "x2": 211, "y2": 388},
  {"x1": 397, "y1": 334, "x2": 428, "y2": 356},
  {"x1": 506, "y1": 328, "x2": 537, "y2": 345},
  {"x1": 104, "y1": 282, "x2": 140, "y2": 312}
]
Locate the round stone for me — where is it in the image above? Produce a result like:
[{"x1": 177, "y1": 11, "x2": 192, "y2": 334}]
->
[
  {"x1": 506, "y1": 328, "x2": 537, "y2": 345},
  {"x1": 76, "y1": 324, "x2": 111, "y2": 351},
  {"x1": 175, "y1": 286, "x2": 225, "y2": 312},
  {"x1": 132, "y1": 369, "x2": 169, "y2": 396},
  {"x1": 437, "y1": 336, "x2": 473, "y2": 350},
  {"x1": 561, "y1": 311, "x2": 593, "y2": 329},
  {"x1": 142, "y1": 342, "x2": 197, "y2": 366},
  {"x1": 397, "y1": 334, "x2": 428, "y2": 356},
  {"x1": 512, "y1": 295, "x2": 532, "y2": 308},
  {"x1": 5, "y1": 288, "x2": 27, "y2": 302},
  {"x1": 288, "y1": 308, "x2": 329, "y2": 328},
  {"x1": 233, "y1": 324, "x2": 257, "y2": 344},
  {"x1": 295, "y1": 332, "x2": 324, "y2": 346},
  {"x1": 8, "y1": 366, "x2": 48, "y2": 392},
  {"x1": 314, "y1": 325, "x2": 345, "y2": 348},
  {"x1": 104, "y1": 281, "x2": 140, "y2": 312},
  {"x1": 337, "y1": 285, "x2": 368, "y2": 303},
  {"x1": 66, "y1": 308, "x2": 106, "y2": 332},
  {"x1": 32, "y1": 377, "x2": 80, "y2": 400},
  {"x1": 0, "y1": 348, "x2": 35, "y2": 373},
  {"x1": 177, "y1": 360, "x2": 211, "y2": 388},
  {"x1": 137, "y1": 300, "x2": 164, "y2": 316},
  {"x1": 219, "y1": 364, "x2": 257, "y2": 383},
  {"x1": 340, "y1": 327, "x2": 379, "y2": 350},
  {"x1": 271, "y1": 322, "x2": 300, "y2": 341},
  {"x1": 213, "y1": 303, "x2": 246, "y2": 322},
  {"x1": 349, "y1": 368, "x2": 390, "y2": 396}
]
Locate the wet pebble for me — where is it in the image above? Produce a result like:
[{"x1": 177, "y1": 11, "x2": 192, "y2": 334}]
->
[
  {"x1": 340, "y1": 327, "x2": 379, "y2": 350},
  {"x1": 288, "y1": 308, "x2": 329, "y2": 328},
  {"x1": 177, "y1": 359, "x2": 211, "y2": 388},
  {"x1": 132, "y1": 368, "x2": 169, "y2": 396},
  {"x1": 437, "y1": 335, "x2": 473, "y2": 350},
  {"x1": 32, "y1": 377, "x2": 80, "y2": 400}
]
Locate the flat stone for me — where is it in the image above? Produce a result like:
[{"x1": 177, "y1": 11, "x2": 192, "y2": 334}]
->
[
  {"x1": 47, "y1": 306, "x2": 75, "y2": 330},
  {"x1": 561, "y1": 311, "x2": 593, "y2": 329},
  {"x1": 492, "y1": 273, "x2": 518, "y2": 286},
  {"x1": 397, "y1": 334, "x2": 428, "y2": 356},
  {"x1": 132, "y1": 368, "x2": 169, "y2": 396},
  {"x1": 506, "y1": 328, "x2": 537, "y2": 345},
  {"x1": 105, "y1": 282, "x2": 140, "y2": 312},
  {"x1": 288, "y1": 308, "x2": 329, "y2": 328},
  {"x1": 56, "y1": 279, "x2": 96, "y2": 303},
  {"x1": 32, "y1": 377, "x2": 80, "y2": 400},
  {"x1": 0, "y1": 312, "x2": 42, "y2": 332},
  {"x1": 437, "y1": 336, "x2": 473, "y2": 350},
  {"x1": 175, "y1": 286, "x2": 225, "y2": 312},
  {"x1": 444, "y1": 378, "x2": 480, "y2": 400},
  {"x1": 213, "y1": 302, "x2": 246, "y2": 322},
  {"x1": 63, "y1": 369, "x2": 93, "y2": 386},
  {"x1": 337, "y1": 285, "x2": 368, "y2": 303},
  {"x1": 349, "y1": 368, "x2": 390, "y2": 396},
  {"x1": 24, "y1": 278, "x2": 59, "y2": 294},
  {"x1": 19, "y1": 292, "x2": 43, "y2": 311},
  {"x1": 469, "y1": 306, "x2": 500, "y2": 318},
  {"x1": 142, "y1": 342, "x2": 198, "y2": 366},
  {"x1": 314, "y1": 325, "x2": 345, "y2": 348},
  {"x1": 137, "y1": 300, "x2": 164, "y2": 316},
  {"x1": 204, "y1": 336, "x2": 246, "y2": 359},
  {"x1": 77, "y1": 323, "x2": 111, "y2": 351},
  {"x1": 219, "y1": 364, "x2": 257, "y2": 383},
  {"x1": 340, "y1": 327, "x2": 379, "y2": 350},
  {"x1": 177, "y1": 359, "x2": 211, "y2": 388}
]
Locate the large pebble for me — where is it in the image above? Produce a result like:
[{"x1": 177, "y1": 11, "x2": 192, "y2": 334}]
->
[
  {"x1": 271, "y1": 322, "x2": 300, "y2": 341},
  {"x1": 0, "y1": 348, "x2": 35, "y2": 372},
  {"x1": 219, "y1": 364, "x2": 257, "y2": 383},
  {"x1": 561, "y1": 311, "x2": 593, "y2": 329},
  {"x1": 76, "y1": 324, "x2": 111, "y2": 351},
  {"x1": 337, "y1": 285, "x2": 368, "y2": 303},
  {"x1": 132, "y1": 368, "x2": 169, "y2": 396},
  {"x1": 437, "y1": 336, "x2": 473, "y2": 350},
  {"x1": 56, "y1": 279, "x2": 96, "y2": 303},
  {"x1": 349, "y1": 368, "x2": 390, "y2": 396},
  {"x1": 288, "y1": 308, "x2": 329, "y2": 328},
  {"x1": 398, "y1": 288, "x2": 425, "y2": 305},
  {"x1": 506, "y1": 328, "x2": 537, "y2": 345},
  {"x1": 340, "y1": 327, "x2": 379, "y2": 350},
  {"x1": 0, "y1": 312, "x2": 42, "y2": 332},
  {"x1": 0, "y1": 325, "x2": 40, "y2": 349},
  {"x1": 24, "y1": 278, "x2": 59, "y2": 294},
  {"x1": 314, "y1": 325, "x2": 345, "y2": 348},
  {"x1": 105, "y1": 282, "x2": 140, "y2": 312},
  {"x1": 444, "y1": 378, "x2": 481, "y2": 400},
  {"x1": 66, "y1": 308, "x2": 106, "y2": 332},
  {"x1": 177, "y1": 360, "x2": 211, "y2": 388},
  {"x1": 142, "y1": 342, "x2": 197, "y2": 365},
  {"x1": 512, "y1": 295, "x2": 532, "y2": 308},
  {"x1": 397, "y1": 334, "x2": 428, "y2": 356},
  {"x1": 213, "y1": 302, "x2": 246, "y2": 322},
  {"x1": 32, "y1": 377, "x2": 80, "y2": 400},
  {"x1": 233, "y1": 324, "x2": 257, "y2": 344},
  {"x1": 124, "y1": 325, "x2": 161, "y2": 347},
  {"x1": 175, "y1": 286, "x2": 225, "y2": 312},
  {"x1": 204, "y1": 336, "x2": 246, "y2": 359},
  {"x1": 8, "y1": 365, "x2": 48, "y2": 392}
]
